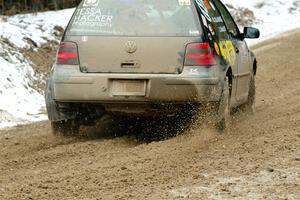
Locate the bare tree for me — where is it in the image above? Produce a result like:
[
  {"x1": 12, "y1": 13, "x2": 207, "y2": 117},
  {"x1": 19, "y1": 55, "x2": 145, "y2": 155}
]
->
[
  {"x1": 32, "y1": 0, "x2": 43, "y2": 13},
  {"x1": 0, "y1": 0, "x2": 4, "y2": 14}
]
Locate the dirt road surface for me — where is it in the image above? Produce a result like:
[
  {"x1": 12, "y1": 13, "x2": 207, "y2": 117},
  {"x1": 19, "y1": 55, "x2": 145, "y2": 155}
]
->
[{"x1": 1, "y1": 30, "x2": 300, "y2": 200}]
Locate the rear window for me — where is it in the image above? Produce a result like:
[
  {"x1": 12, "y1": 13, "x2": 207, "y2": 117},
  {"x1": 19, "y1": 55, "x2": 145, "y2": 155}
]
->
[{"x1": 67, "y1": 0, "x2": 202, "y2": 36}]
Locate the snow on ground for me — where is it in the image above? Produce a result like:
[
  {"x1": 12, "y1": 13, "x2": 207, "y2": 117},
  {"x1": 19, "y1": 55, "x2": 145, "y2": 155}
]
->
[
  {"x1": 0, "y1": 9, "x2": 74, "y2": 48},
  {"x1": 0, "y1": 42, "x2": 45, "y2": 127},
  {"x1": 223, "y1": 0, "x2": 300, "y2": 44},
  {"x1": 0, "y1": 9, "x2": 74, "y2": 128},
  {"x1": 0, "y1": 0, "x2": 300, "y2": 128}
]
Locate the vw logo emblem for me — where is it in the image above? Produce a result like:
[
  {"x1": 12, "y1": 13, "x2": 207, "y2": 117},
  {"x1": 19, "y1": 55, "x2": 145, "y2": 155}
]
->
[{"x1": 125, "y1": 41, "x2": 138, "y2": 54}]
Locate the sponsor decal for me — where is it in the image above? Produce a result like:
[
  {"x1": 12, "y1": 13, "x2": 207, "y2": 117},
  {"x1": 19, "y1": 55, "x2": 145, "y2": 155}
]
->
[
  {"x1": 201, "y1": 14, "x2": 208, "y2": 27},
  {"x1": 83, "y1": 0, "x2": 99, "y2": 7},
  {"x1": 178, "y1": 0, "x2": 191, "y2": 6},
  {"x1": 189, "y1": 30, "x2": 200, "y2": 35},
  {"x1": 195, "y1": 0, "x2": 212, "y2": 22},
  {"x1": 189, "y1": 68, "x2": 200, "y2": 75},
  {"x1": 209, "y1": 0, "x2": 216, "y2": 10},
  {"x1": 219, "y1": 26, "x2": 227, "y2": 33},
  {"x1": 208, "y1": 24, "x2": 215, "y2": 35},
  {"x1": 212, "y1": 16, "x2": 223, "y2": 23},
  {"x1": 219, "y1": 40, "x2": 236, "y2": 65},
  {"x1": 73, "y1": 7, "x2": 113, "y2": 28}
]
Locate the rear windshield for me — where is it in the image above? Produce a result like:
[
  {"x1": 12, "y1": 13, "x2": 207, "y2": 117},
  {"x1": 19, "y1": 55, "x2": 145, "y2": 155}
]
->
[{"x1": 67, "y1": 0, "x2": 202, "y2": 36}]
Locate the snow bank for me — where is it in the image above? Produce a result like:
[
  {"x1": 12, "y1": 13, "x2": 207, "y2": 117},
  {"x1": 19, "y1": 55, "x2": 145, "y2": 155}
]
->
[
  {"x1": 0, "y1": 43, "x2": 45, "y2": 127},
  {"x1": 0, "y1": 9, "x2": 74, "y2": 128},
  {"x1": 223, "y1": 0, "x2": 300, "y2": 44},
  {"x1": 0, "y1": 9, "x2": 74, "y2": 48}
]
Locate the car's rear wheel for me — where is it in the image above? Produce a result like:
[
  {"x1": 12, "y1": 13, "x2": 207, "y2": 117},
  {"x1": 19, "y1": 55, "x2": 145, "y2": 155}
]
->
[
  {"x1": 51, "y1": 120, "x2": 80, "y2": 136},
  {"x1": 216, "y1": 77, "x2": 231, "y2": 131}
]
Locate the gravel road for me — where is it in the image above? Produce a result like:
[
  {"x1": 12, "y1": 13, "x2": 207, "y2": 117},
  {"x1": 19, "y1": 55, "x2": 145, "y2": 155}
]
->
[{"x1": 0, "y1": 30, "x2": 299, "y2": 200}]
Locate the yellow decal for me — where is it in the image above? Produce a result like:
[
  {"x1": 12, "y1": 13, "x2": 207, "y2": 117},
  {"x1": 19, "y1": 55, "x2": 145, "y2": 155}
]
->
[
  {"x1": 225, "y1": 40, "x2": 236, "y2": 65},
  {"x1": 218, "y1": 40, "x2": 236, "y2": 65},
  {"x1": 219, "y1": 41, "x2": 225, "y2": 58},
  {"x1": 214, "y1": 42, "x2": 220, "y2": 56}
]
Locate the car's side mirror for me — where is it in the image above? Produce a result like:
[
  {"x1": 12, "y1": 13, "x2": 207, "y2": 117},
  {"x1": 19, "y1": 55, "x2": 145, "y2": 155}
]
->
[{"x1": 243, "y1": 27, "x2": 260, "y2": 39}]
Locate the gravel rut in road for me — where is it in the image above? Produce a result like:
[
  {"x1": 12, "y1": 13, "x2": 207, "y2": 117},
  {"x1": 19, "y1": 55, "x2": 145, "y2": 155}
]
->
[{"x1": 0, "y1": 30, "x2": 300, "y2": 200}]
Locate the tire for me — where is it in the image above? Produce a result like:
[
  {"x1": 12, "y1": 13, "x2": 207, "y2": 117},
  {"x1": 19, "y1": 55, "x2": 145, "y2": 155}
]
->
[
  {"x1": 216, "y1": 77, "x2": 231, "y2": 131},
  {"x1": 244, "y1": 76, "x2": 256, "y2": 114},
  {"x1": 51, "y1": 119, "x2": 80, "y2": 136}
]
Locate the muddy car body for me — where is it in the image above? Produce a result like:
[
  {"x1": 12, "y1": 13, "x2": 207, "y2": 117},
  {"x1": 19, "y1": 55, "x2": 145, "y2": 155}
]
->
[{"x1": 45, "y1": 0, "x2": 260, "y2": 135}]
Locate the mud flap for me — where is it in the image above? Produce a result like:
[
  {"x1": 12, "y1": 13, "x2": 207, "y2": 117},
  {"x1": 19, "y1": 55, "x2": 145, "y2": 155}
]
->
[{"x1": 45, "y1": 79, "x2": 76, "y2": 122}]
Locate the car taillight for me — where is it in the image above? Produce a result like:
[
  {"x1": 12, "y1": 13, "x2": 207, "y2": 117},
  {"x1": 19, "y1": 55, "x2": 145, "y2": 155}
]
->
[
  {"x1": 56, "y1": 42, "x2": 79, "y2": 65},
  {"x1": 184, "y1": 42, "x2": 216, "y2": 66}
]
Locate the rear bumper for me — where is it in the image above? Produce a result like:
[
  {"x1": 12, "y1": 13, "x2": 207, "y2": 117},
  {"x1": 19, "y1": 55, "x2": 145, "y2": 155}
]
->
[{"x1": 52, "y1": 65, "x2": 223, "y2": 103}]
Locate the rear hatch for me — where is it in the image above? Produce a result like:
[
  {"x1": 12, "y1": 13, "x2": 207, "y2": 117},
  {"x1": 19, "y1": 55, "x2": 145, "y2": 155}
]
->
[{"x1": 65, "y1": 0, "x2": 203, "y2": 74}]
